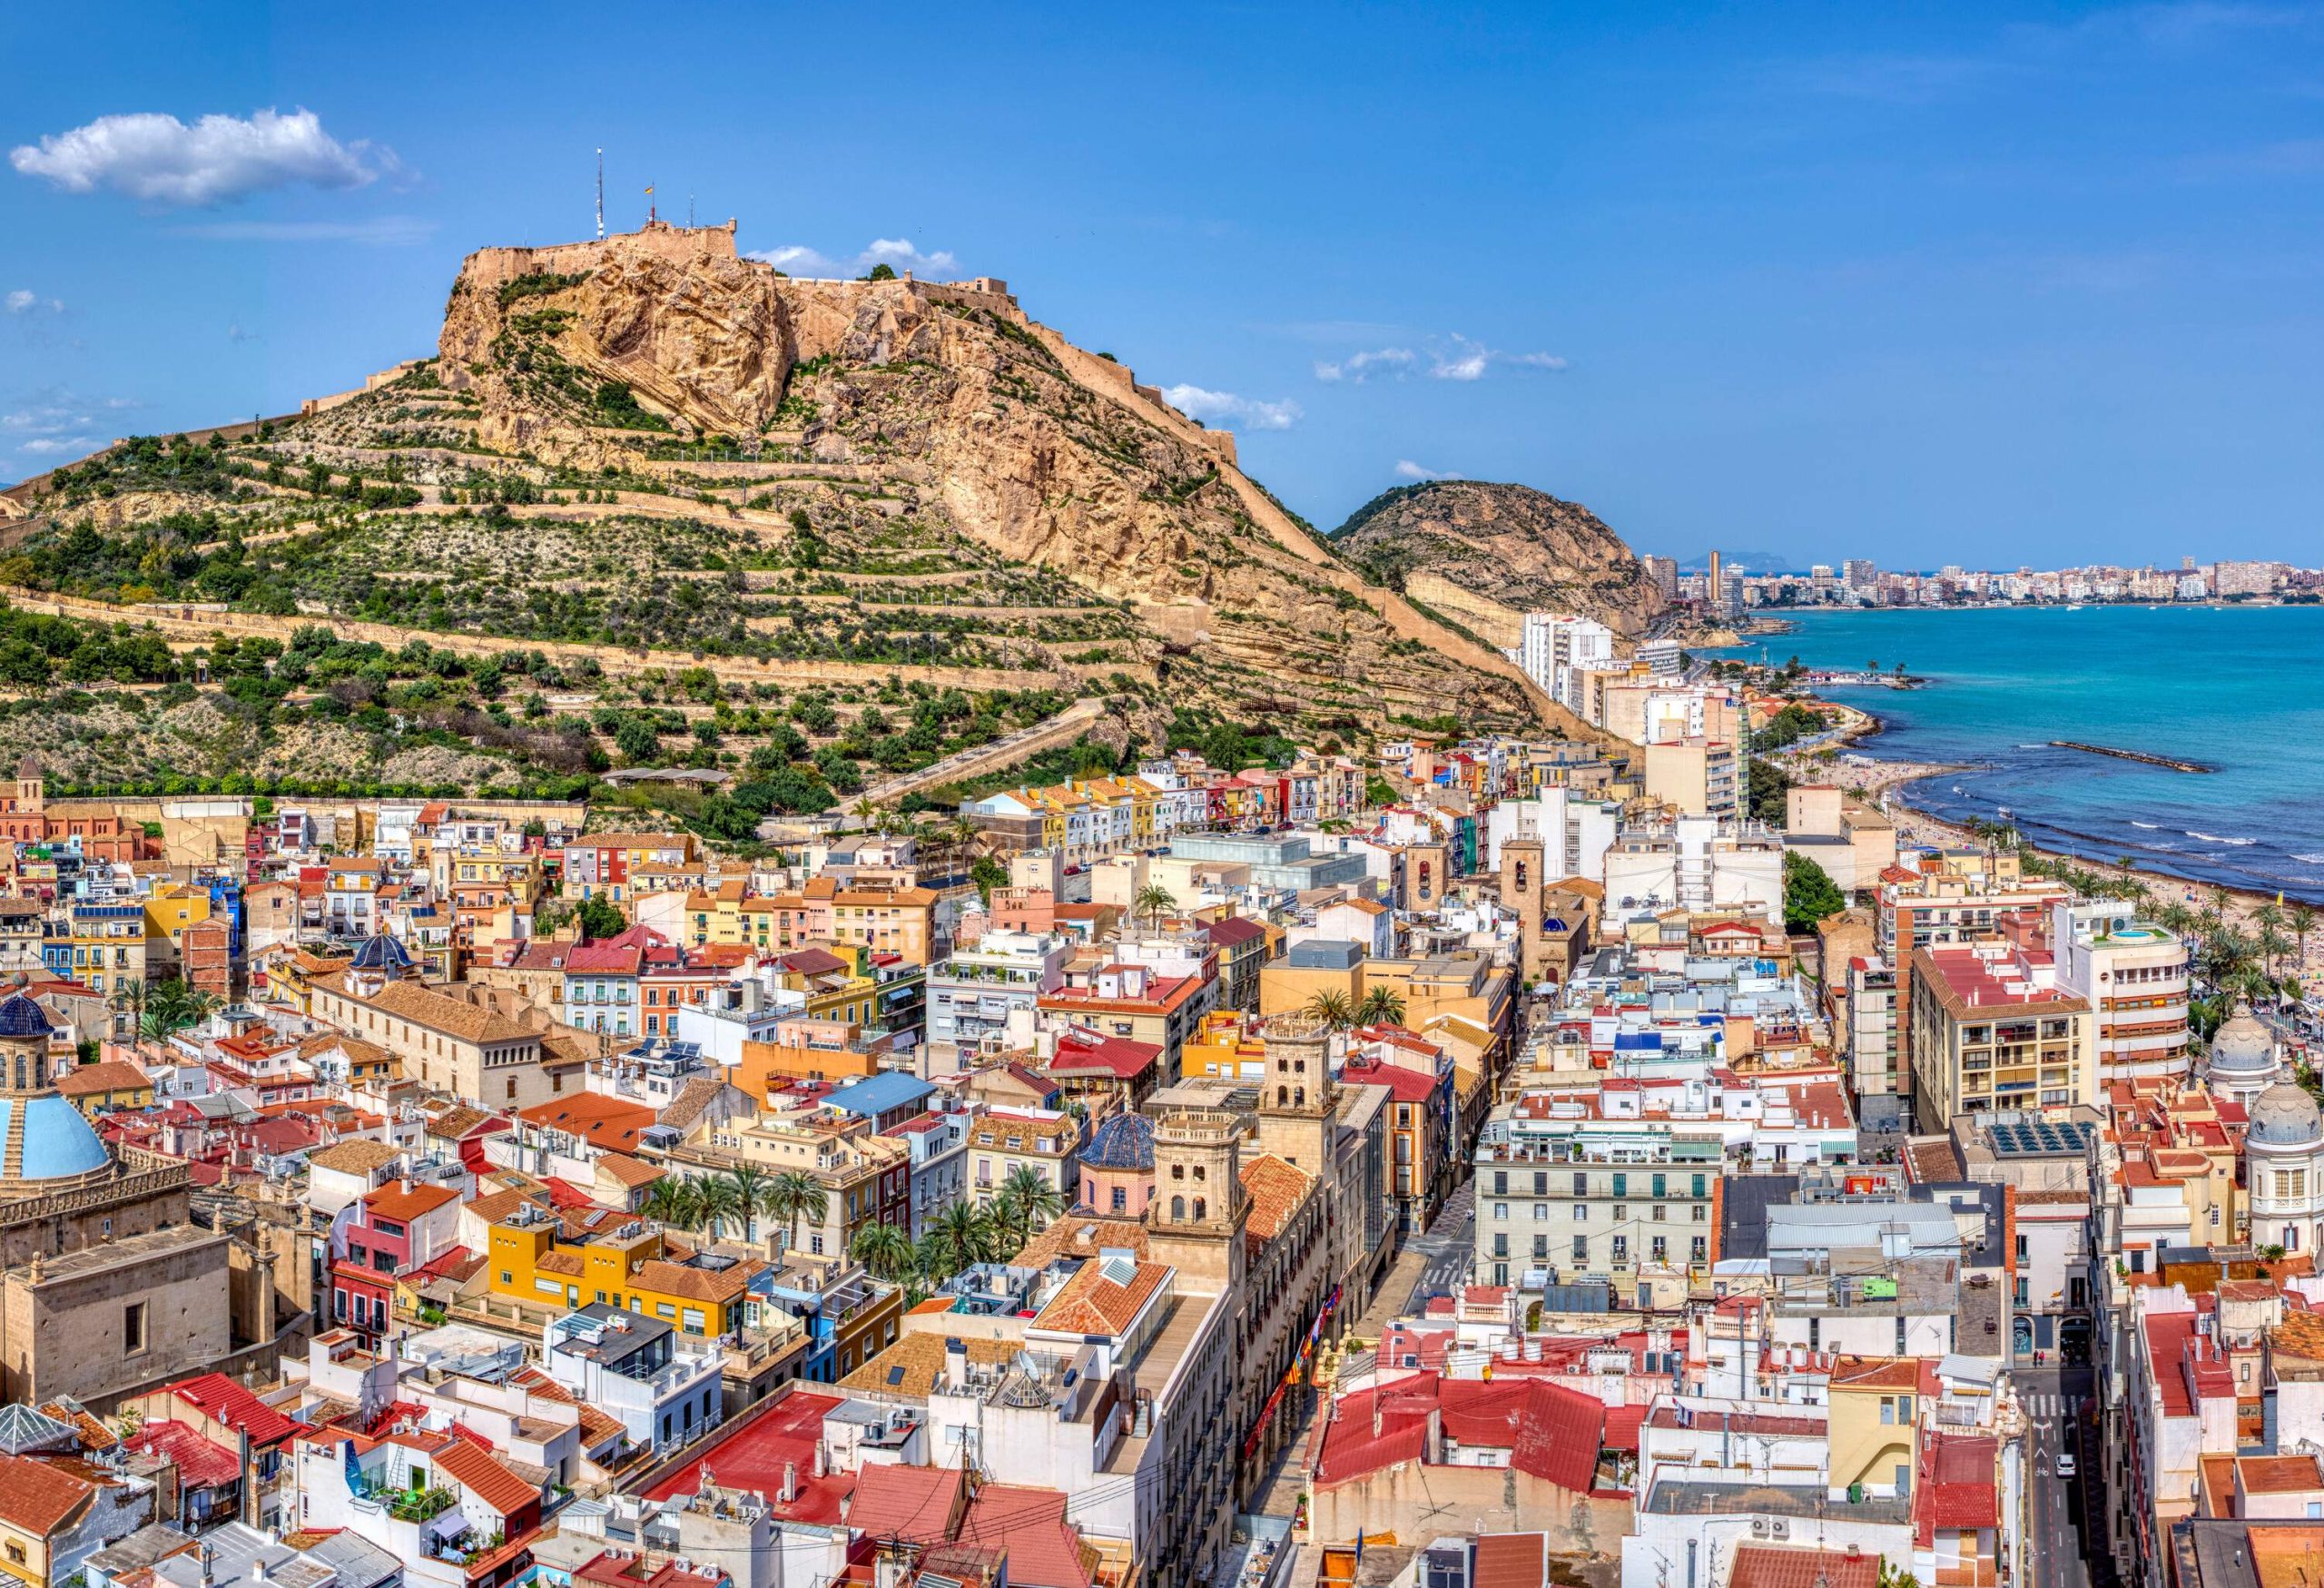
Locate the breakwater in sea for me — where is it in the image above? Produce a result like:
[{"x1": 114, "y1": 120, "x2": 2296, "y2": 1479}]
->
[
  {"x1": 1722, "y1": 604, "x2": 2324, "y2": 902},
  {"x1": 2048, "y1": 742, "x2": 2215, "y2": 774}
]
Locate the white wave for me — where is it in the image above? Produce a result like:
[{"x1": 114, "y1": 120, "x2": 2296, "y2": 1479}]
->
[
  {"x1": 2295, "y1": 853, "x2": 2324, "y2": 866},
  {"x1": 2129, "y1": 822, "x2": 2161, "y2": 830},
  {"x1": 2186, "y1": 831, "x2": 2257, "y2": 846}
]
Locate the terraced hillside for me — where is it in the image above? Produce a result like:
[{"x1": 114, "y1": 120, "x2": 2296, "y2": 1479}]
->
[{"x1": 0, "y1": 221, "x2": 1595, "y2": 808}]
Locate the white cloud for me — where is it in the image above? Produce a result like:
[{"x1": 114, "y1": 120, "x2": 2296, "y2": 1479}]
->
[
  {"x1": 744, "y1": 237, "x2": 960, "y2": 278},
  {"x1": 165, "y1": 215, "x2": 434, "y2": 245},
  {"x1": 9, "y1": 108, "x2": 395, "y2": 206},
  {"x1": 228, "y1": 324, "x2": 259, "y2": 343},
  {"x1": 1427, "y1": 334, "x2": 1568, "y2": 380},
  {"x1": 1315, "y1": 347, "x2": 1414, "y2": 382},
  {"x1": 5, "y1": 290, "x2": 62, "y2": 314},
  {"x1": 1314, "y1": 333, "x2": 1567, "y2": 384},
  {"x1": 1159, "y1": 384, "x2": 1302, "y2": 431},
  {"x1": 17, "y1": 437, "x2": 90, "y2": 456},
  {"x1": 1395, "y1": 459, "x2": 1462, "y2": 481}
]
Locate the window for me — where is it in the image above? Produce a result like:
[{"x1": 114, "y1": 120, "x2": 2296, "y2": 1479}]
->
[
  {"x1": 1571, "y1": 1235, "x2": 1588, "y2": 1261},
  {"x1": 124, "y1": 1300, "x2": 148, "y2": 1354}
]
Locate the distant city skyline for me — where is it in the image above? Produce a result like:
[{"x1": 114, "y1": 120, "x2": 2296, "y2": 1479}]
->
[{"x1": 9, "y1": 3, "x2": 2324, "y2": 565}]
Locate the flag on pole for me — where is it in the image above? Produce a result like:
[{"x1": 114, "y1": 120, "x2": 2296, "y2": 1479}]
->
[{"x1": 645, "y1": 185, "x2": 655, "y2": 196}]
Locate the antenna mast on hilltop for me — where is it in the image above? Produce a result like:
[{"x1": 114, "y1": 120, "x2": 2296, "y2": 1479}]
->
[{"x1": 595, "y1": 148, "x2": 605, "y2": 239}]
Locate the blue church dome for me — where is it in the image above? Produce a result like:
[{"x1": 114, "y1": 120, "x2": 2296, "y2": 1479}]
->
[
  {"x1": 350, "y1": 932, "x2": 414, "y2": 972},
  {"x1": 0, "y1": 992, "x2": 51, "y2": 1040},
  {"x1": 1080, "y1": 1111, "x2": 1156, "y2": 1172},
  {"x1": 15, "y1": 1095, "x2": 110, "y2": 1182}
]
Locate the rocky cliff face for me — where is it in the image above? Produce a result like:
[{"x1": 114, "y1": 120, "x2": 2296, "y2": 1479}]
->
[
  {"x1": 428, "y1": 223, "x2": 1568, "y2": 734},
  {"x1": 1332, "y1": 480, "x2": 1668, "y2": 644}
]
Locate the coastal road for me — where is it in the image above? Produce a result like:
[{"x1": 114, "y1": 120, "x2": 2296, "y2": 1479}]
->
[{"x1": 2021, "y1": 1364, "x2": 2100, "y2": 1588}]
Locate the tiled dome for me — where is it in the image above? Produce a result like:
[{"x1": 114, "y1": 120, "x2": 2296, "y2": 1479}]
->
[
  {"x1": 2211, "y1": 1000, "x2": 2278, "y2": 1073},
  {"x1": 1079, "y1": 1111, "x2": 1157, "y2": 1172},
  {"x1": 0, "y1": 991, "x2": 51, "y2": 1040},
  {"x1": 350, "y1": 931, "x2": 414, "y2": 972},
  {"x1": 2250, "y1": 1081, "x2": 2324, "y2": 1149}
]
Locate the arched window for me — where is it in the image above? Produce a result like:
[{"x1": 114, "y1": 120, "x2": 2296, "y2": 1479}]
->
[
  {"x1": 1193, "y1": 1197, "x2": 1207, "y2": 1221},
  {"x1": 1193, "y1": 1165, "x2": 1206, "y2": 1182},
  {"x1": 1170, "y1": 1195, "x2": 1186, "y2": 1220},
  {"x1": 1171, "y1": 1163, "x2": 1185, "y2": 1180},
  {"x1": 1276, "y1": 1086, "x2": 1289, "y2": 1107},
  {"x1": 1294, "y1": 1087, "x2": 1306, "y2": 1109}
]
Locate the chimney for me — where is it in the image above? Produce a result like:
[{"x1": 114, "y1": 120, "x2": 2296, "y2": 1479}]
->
[
  {"x1": 944, "y1": 1336, "x2": 968, "y2": 1391},
  {"x1": 780, "y1": 1460, "x2": 798, "y2": 1503}
]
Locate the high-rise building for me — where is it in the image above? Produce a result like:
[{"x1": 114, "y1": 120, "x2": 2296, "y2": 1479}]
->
[
  {"x1": 1640, "y1": 554, "x2": 1679, "y2": 599},
  {"x1": 1705, "y1": 549, "x2": 1723, "y2": 612},
  {"x1": 1517, "y1": 612, "x2": 1615, "y2": 705},
  {"x1": 1843, "y1": 557, "x2": 1876, "y2": 590}
]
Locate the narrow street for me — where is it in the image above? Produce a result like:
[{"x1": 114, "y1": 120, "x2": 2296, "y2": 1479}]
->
[
  {"x1": 2019, "y1": 1364, "x2": 2101, "y2": 1588},
  {"x1": 1248, "y1": 1177, "x2": 1480, "y2": 1522}
]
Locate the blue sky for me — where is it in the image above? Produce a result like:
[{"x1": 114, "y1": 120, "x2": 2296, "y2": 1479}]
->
[{"x1": 6, "y1": 1, "x2": 2324, "y2": 569}]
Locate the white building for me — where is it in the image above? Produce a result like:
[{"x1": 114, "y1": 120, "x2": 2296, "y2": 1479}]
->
[
  {"x1": 1483, "y1": 789, "x2": 1619, "y2": 883},
  {"x1": 1602, "y1": 815, "x2": 1785, "y2": 918},
  {"x1": 542, "y1": 1304, "x2": 726, "y2": 1455},
  {"x1": 1518, "y1": 613, "x2": 1615, "y2": 708},
  {"x1": 2246, "y1": 1083, "x2": 2324, "y2": 1258},
  {"x1": 2049, "y1": 902, "x2": 2191, "y2": 1088}
]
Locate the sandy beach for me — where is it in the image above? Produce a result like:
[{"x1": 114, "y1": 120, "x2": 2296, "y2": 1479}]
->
[{"x1": 1768, "y1": 733, "x2": 2324, "y2": 992}]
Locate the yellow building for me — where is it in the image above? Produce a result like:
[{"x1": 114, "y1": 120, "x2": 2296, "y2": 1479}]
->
[
  {"x1": 1179, "y1": 1010, "x2": 1269, "y2": 1083},
  {"x1": 486, "y1": 1205, "x2": 751, "y2": 1336},
  {"x1": 1827, "y1": 1356, "x2": 1929, "y2": 1499},
  {"x1": 142, "y1": 883, "x2": 213, "y2": 957},
  {"x1": 683, "y1": 880, "x2": 753, "y2": 947}
]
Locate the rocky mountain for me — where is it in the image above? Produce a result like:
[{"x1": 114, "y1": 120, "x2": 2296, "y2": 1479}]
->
[
  {"x1": 4, "y1": 221, "x2": 1584, "y2": 761},
  {"x1": 1332, "y1": 479, "x2": 1668, "y2": 649}
]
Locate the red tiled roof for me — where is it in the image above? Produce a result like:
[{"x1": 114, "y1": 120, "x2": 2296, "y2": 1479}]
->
[
  {"x1": 430, "y1": 1434, "x2": 537, "y2": 1516},
  {"x1": 1728, "y1": 1546, "x2": 1881, "y2": 1588},
  {"x1": 1314, "y1": 1374, "x2": 1604, "y2": 1493},
  {"x1": 1472, "y1": 1534, "x2": 1548, "y2": 1588},
  {"x1": 363, "y1": 1179, "x2": 460, "y2": 1222},
  {"x1": 169, "y1": 1372, "x2": 300, "y2": 1445},
  {"x1": 959, "y1": 1484, "x2": 1091, "y2": 1588},
  {"x1": 1915, "y1": 1432, "x2": 2001, "y2": 1544},
  {"x1": 1340, "y1": 1058, "x2": 1442, "y2": 1103},
  {"x1": 1047, "y1": 1029, "x2": 1162, "y2": 1080},
  {"x1": 127, "y1": 1420, "x2": 241, "y2": 1488},
  {"x1": 0, "y1": 1449, "x2": 92, "y2": 1534},
  {"x1": 515, "y1": 1095, "x2": 655, "y2": 1151},
  {"x1": 847, "y1": 1462, "x2": 964, "y2": 1545}
]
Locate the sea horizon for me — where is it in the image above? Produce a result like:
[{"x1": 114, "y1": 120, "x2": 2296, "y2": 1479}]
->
[{"x1": 1734, "y1": 604, "x2": 2324, "y2": 906}]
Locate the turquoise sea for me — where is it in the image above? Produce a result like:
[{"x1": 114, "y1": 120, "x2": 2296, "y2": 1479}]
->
[{"x1": 1741, "y1": 605, "x2": 2324, "y2": 904}]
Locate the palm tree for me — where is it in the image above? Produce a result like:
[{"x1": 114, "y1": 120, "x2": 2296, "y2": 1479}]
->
[
  {"x1": 926, "y1": 1200, "x2": 994, "y2": 1281},
  {"x1": 643, "y1": 1176, "x2": 707, "y2": 1235},
  {"x1": 1305, "y1": 988, "x2": 1357, "y2": 1031},
  {"x1": 2294, "y1": 903, "x2": 2319, "y2": 969},
  {"x1": 1133, "y1": 883, "x2": 1177, "y2": 932},
  {"x1": 763, "y1": 1170, "x2": 828, "y2": 1256},
  {"x1": 2260, "y1": 927, "x2": 2294, "y2": 981},
  {"x1": 139, "y1": 978, "x2": 217, "y2": 1041},
  {"x1": 999, "y1": 1165, "x2": 1062, "y2": 1247},
  {"x1": 851, "y1": 1219, "x2": 915, "y2": 1283},
  {"x1": 722, "y1": 1163, "x2": 772, "y2": 1243},
  {"x1": 694, "y1": 1176, "x2": 744, "y2": 1244},
  {"x1": 1355, "y1": 986, "x2": 1407, "y2": 1029}
]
